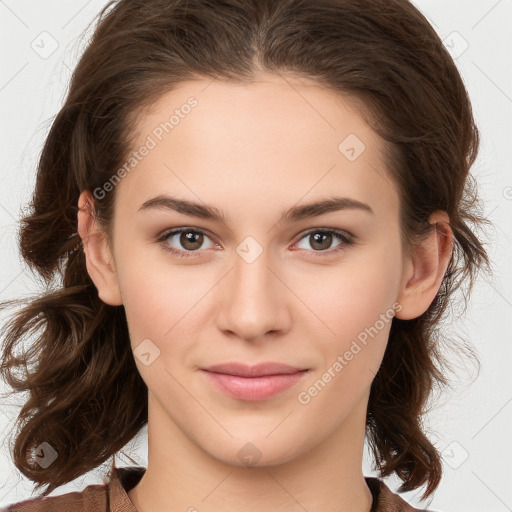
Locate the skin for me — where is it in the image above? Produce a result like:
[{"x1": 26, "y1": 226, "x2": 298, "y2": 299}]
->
[{"x1": 77, "y1": 72, "x2": 453, "y2": 512}]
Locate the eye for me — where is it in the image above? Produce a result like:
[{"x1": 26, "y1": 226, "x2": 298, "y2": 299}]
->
[
  {"x1": 157, "y1": 227, "x2": 219, "y2": 258},
  {"x1": 156, "y1": 227, "x2": 354, "y2": 259},
  {"x1": 293, "y1": 229, "x2": 353, "y2": 256}
]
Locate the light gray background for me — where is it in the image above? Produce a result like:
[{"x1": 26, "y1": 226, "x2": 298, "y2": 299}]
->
[{"x1": 0, "y1": 1, "x2": 511, "y2": 510}]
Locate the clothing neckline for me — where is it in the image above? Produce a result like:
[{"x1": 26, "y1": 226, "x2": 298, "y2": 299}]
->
[{"x1": 110, "y1": 465, "x2": 419, "y2": 512}]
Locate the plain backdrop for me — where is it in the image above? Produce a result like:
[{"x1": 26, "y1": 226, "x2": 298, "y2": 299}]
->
[{"x1": 0, "y1": 1, "x2": 511, "y2": 511}]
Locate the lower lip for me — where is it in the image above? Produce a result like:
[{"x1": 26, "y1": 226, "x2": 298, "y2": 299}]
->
[{"x1": 202, "y1": 370, "x2": 309, "y2": 401}]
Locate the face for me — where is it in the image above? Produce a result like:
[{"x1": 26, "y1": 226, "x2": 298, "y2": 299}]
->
[{"x1": 86, "y1": 72, "x2": 417, "y2": 467}]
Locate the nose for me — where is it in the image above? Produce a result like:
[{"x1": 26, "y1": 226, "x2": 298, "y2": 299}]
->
[{"x1": 215, "y1": 247, "x2": 292, "y2": 343}]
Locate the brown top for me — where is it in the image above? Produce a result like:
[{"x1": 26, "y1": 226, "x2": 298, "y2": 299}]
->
[{"x1": 2, "y1": 465, "x2": 430, "y2": 512}]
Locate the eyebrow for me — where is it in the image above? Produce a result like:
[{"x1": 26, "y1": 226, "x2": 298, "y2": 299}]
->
[{"x1": 137, "y1": 194, "x2": 374, "y2": 224}]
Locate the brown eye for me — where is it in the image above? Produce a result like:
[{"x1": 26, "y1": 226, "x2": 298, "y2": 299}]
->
[
  {"x1": 294, "y1": 229, "x2": 352, "y2": 255},
  {"x1": 158, "y1": 227, "x2": 218, "y2": 257},
  {"x1": 178, "y1": 231, "x2": 204, "y2": 251},
  {"x1": 309, "y1": 232, "x2": 334, "y2": 251}
]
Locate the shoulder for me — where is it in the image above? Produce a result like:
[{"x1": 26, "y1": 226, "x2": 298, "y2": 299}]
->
[
  {"x1": 1, "y1": 482, "x2": 109, "y2": 512},
  {"x1": 366, "y1": 477, "x2": 434, "y2": 512},
  {"x1": 1, "y1": 465, "x2": 144, "y2": 512}
]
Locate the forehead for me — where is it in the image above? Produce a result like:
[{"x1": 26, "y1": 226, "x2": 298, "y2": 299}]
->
[{"x1": 116, "y1": 73, "x2": 399, "y2": 221}]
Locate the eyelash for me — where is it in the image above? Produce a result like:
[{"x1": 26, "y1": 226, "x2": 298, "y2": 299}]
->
[{"x1": 156, "y1": 227, "x2": 354, "y2": 259}]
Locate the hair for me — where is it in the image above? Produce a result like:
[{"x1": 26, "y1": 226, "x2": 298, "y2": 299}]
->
[{"x1": 0, "y1": 0, "x2": 491, "y2": 500}]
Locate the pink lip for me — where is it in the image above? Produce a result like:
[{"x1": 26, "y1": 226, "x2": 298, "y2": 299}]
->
[{"x1": 201, "y1": 362, "x2": 309, "y2": 401}]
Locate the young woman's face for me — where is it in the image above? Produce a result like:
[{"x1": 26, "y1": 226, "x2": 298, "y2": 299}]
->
[{"x1": 103, "y1": 72, "x2": 412, "y2": 467}]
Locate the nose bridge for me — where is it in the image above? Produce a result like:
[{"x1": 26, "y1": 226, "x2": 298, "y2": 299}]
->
[
  {"x1": 217, "y1": 239, "x2": 287, "y2": 340},
  {"x1": 233, "y1": 247, "x2": 273, "y2": 301}
]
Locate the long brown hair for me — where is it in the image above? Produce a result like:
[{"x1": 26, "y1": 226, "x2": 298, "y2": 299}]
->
[{"x1": 0, "y1": 0, "x2": 490, "y2": 500}]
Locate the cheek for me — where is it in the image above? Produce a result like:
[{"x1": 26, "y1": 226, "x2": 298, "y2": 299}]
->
[
  {"x1": 305, "y1": 238, "x2": 402, "y2": 339},
  {"x1": 114, "y1": 241, "x2": 208, "y2": 346},
  {"x1": 295, "y1": 273, "x2": 397, "y2": 415},
  {"x1": 296, "y1": 236, "x2": 403, "y2": 395},
  {"x1": 115, "y1": 255, "x2": 212, "y2": 390}
]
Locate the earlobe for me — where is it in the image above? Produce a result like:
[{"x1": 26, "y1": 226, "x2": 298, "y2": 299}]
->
[
  {"x1": 77, "y1": 190, "x2": 123, "y2": 306},
  {"x1": 395, "y1": 211, "x2": 454, "y2": 320}
]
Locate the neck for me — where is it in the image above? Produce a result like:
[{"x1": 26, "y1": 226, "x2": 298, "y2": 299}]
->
[{"x1": 128, "y1": 393, "x2": 373, "y2": 512}]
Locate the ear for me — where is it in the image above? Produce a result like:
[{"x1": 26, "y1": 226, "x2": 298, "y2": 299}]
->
[
  {"x1": 395, "y1": 211, "x2": 454, "y2": 320},
  {"x1": 77, "y1": 190, "x2": 123, "y2": 306}
]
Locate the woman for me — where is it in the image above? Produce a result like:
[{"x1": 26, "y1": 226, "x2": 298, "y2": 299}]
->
[{"x1": 0, "y1": 0, "x2": 490, "y2": 510}]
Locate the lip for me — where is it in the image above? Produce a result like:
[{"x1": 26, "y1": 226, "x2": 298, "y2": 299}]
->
[
  {"x1": 202, "y1": 362, "x2": 306, "y2": 377},
  {"x1": 200, "y1": 362, "x2": 309, "y2": 401}
]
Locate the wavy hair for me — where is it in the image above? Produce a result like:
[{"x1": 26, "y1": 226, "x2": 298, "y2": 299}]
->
[{"x1": 1, "y1": 0, "x2": 490, "y2": 499}]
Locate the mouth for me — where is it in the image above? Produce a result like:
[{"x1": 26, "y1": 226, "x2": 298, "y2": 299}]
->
[{"x1": 200, "y1": 362, "x2": 309, "y2": 401}]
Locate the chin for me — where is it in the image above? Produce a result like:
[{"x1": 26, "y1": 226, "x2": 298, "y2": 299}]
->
[{"x1": 201, "y1": 433, "x2": 308, "y2": 469}]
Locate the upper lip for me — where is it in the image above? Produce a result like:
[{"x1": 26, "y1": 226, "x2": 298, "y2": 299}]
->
[{"x1": 201, "y1": 362, "x2": 307, "y2": 377}]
